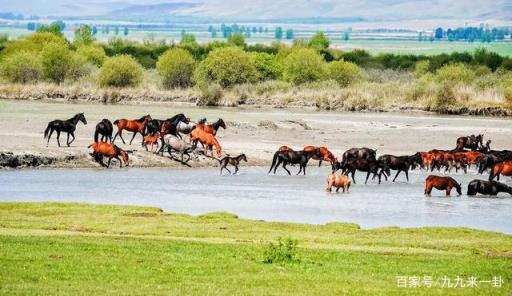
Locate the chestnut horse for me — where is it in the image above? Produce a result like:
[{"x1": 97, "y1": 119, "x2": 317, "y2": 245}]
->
[
  {"x1": 113, "y1": 115, "x2": 152, "y2": 146},
  {"x1": 88, "y1": 142, "x2": 129, "y2": 168},
  {"x1": 424, "y1": 175, "x2": 462, "y2": 196},
  {"x1": 196, "y1": 118, "x2": 226, "y2": 136},
  {"x1": 304, "y1": 145, "x2": 337, "y2": 167},
  {"x1": 143, "y1": 133, "x2": 160, "y2": 152},
  {"x1": 326, "y1": 173, "x2": 351, "y2": 193},
  {"x1": 190, "y1": 128, "x2": 222, "y2": 156},
  {"x1": 489, "y1": 160, "x2": 512, "y2": 181}
]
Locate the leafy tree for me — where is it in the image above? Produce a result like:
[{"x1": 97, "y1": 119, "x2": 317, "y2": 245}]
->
[
  {"x1": 435, "y1": 63, "x2": 476, "y2": 84},
  {"x1": 76, "y1": 45, "x2": 107, "y2": 67},
  {"x1": 74, "y1": 25, "x2": 95, "y2": 46},
  {"x1": 211, "y1": 29, "x2": 217, "y2": 38},
  {"x1": 0, "y1": 51, "x2": 42, "y2": 83},
  {"x1": 343, "y1": 32, "x2": 350, "y2": 41},
  {"x1": 275, "y1": 27, "x2": 283, "y2": 40},
  {"x1": 181, "y1": 33, "x2": 197, "y2": 45},
  {"x1": 40, "y1": 43, "x2": 75, "y2": 83},
  {"x1": 282, "y1": 47, "x2": 325, "y2": 84},
  {"x1": 156, "y1": 48, "x2": 196, "y2": 88},
  {"x1": 434, "y1": 27, "x2": 443, "y2": 39},
  {"x1": 123, "y1": 26, "x2": 129, "y2": 36},
  {"x1": 37, "y1": 21, "x2": 65, "y2": 36},
  {"x1": 285, "y1": 29, "x2": 294, "y2": 40},
  {"x1": 326, "y1": 60, "x2": 361, "y2": 87},
  {"x1": 114, "y1": 26, "x2": 119, "y2": 35},
  {"x1": 98, "y1": 55, "x2": 144, "y2": 87},
  {"x1": 309, "y1": 32, "x2": 329, "y2": 50},
  {"x1": 228, "y1": 33, "x2": 245, "y2": 47},
  {"x1": 27, "y1": 22, "x2": 36, "y2": 31},
  {"x1": 251, "y1": 52, "x2": 282, "y2": 81},
  {"x1": 194, "y1": 47, "x2": 257, "y2": 88}
]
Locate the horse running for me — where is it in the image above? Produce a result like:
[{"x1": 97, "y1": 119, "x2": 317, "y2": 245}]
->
[
  {"x1": 94, "y1": 119, "x2": 113, "y2": 143},
  {"x1": 190, "y1": 128, "x2": 222, "y2": 157},
  {"x1": 467, "y1": 180, "x2": 512, "y2": 196},
  {"x1": 196, "y1": 118, "x2": 226, "y2": 136},
  {"x1": 44, "y1": 113, "x2": 87, "y2": 147},
  {"x1": 326, "y1": 173, "x2": 351, "y2": 193},
  {"x1": 113, "y1": 115, "x2": 152, "y2": 145},
  {"x1": 218, "y1": 154, "x2": 247, "y2": 175},
  {"x1": 163, "y1": 134, "x2": 198, "y2": 163},
  {"x1": 143, "y1": 133, "x2": 160, "y2": 152},
  {"x1": 88, "y1": 142, "x2": 129, "y2": 168},
  {"x1": 424, "y1": 175, "x2": 462, "y2": 196},
  {"x1": 268, "y1": 149, "x2": 321, "y2": 175}
]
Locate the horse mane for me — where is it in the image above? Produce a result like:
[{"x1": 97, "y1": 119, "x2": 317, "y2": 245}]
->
[{"x1": 136, "y1": 115, "x2": 149, "y2": 122}]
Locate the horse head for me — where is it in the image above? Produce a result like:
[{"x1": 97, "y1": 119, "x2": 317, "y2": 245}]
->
[
  {"x1": 218, "y1": 118, "x2": 227, "y2": 129},
  {"x1": 79, "y1": 113, "x2": 87, "y2": 125},
  {"x1": 240, "y1": 153, "x2": 248, "y2": 162}
]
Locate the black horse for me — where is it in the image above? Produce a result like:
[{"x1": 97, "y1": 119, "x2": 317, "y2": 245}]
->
[
  {"x1": 218, "y1": 153, "x2": 248, "y2": 175},
  {"x1": 144, "y1": 119, "x2": 164, "y2": 136},
  {"x1": 455, "y1": 134, "x2": 483, "y2": 151},
  {"x1": 477, "y1": 150, "x2": 512, "y2": 174},
  {"x1": 341, "y1": 147, "x2": 377, "y2": 166},
  {"x1": 158, "y1": 113, "x2": 189, "y2": 154},
  {"x1": 268, "y1": 149, "x2": 321, "y2": 175},
  {"x1": 341, "y1": 158, "x2": 381, "y2": 184},
  {"x1": 467, "y1": 180, "x2": 512, "y2": 196},
  {"x1": 94, "y1": 119, "x2": 113, "y2": 143},
  {"x1": 376, "y1": 154, "x2": 422, "y2": 183},
  {"x1": 44, "y1": 113, "x2": 87, "y2": 147}
]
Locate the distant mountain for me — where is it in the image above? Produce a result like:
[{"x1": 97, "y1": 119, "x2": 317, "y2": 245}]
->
[{"x1": 0, "y1": 0, "x2": 510, "y2": 23}]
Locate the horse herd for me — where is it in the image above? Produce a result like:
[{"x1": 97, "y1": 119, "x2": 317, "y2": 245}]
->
[{"x1": 43, "y1": 113, "x2": 512, "y2": 197}]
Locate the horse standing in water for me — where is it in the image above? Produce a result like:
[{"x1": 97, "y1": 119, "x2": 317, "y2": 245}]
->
[
  {"x1": 424, "y1": 175, "x2": 462, "y2": 196},
  {"x1": 467, "y1": 180, "x2": 512, "y2": 196},
  {"x1": 94, "y1": 119, "x2": 113, "y2": 143},
  {"x1": 44, "y1": 113, "x2": 87, "y2": 147},
  {"x1": 113, "y1": 115, "x2": 152, "y2": 146},
  {"x1": 218, "y1": 154, "x2": 248, "y2": 175},
  {"x1": 88, "y1": 142, "x2": 129, "y2": 168},
  {"x1": 268, "y1": 148, "x2": 321, "y2": 175}
]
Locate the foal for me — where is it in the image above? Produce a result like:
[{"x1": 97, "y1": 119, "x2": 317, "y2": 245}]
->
[{"x1": 218, "y1": 154, "x2": 247, "y2": 175}]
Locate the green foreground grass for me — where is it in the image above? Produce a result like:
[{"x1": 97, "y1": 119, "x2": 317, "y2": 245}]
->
[{"x1": 0, "y1": 202, "x2": 510, "y2": 295}]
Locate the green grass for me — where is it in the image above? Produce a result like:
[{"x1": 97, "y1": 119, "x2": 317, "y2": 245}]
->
[{"x1": 0, "y1": 202, "x2": 511, "y2": 295}]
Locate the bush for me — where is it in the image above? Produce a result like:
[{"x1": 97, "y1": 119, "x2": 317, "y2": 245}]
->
[
  {"x1": 251, "y1": 52, "x2": 282, "y2": 81},
  {"x1": 0, "y1": 51, "x2": 42, "y2": 83},
  {"x1": 77, "y1": 45, "x2": 107, "y2": 67},
  {"x1": 435, "y1": 63, "x2": 476, "y2": 84},
  {"x1": 413, "y1": 60, "x2": 430, "y2": 77},
  {"x1": 309, "y1": 32, "x2": 329, "y2": 50},
  {"x1": 282, "y1": 47, "x2": 325, "y2": 84},
  {"x1": 474, "y1": 74, "x2": 498, "y2": 90},
  {"x1": 434, "y1": 83, "x2": 457, "y2": 109},
  {"x1": 196, "y1": 83, "x2": 223, "y2": 106},
  {"x1": 40, "y1": 43, "x2": 75, "y2": 83},
  {"x1": 98, "y1": 55, "x2": 144, "y2": 87},
  {"x1": 504, "y1": 87, "x2": 512, "y2": 107},
  {"x1": 156, "y1": 48, "x2": 195, "y2": 89},
  {"x1": 194, "y1": 47, "x2": 257, "y2": 88},
  {"x1": 227, "y1": 33, "x2": 245, "y2": 47},
  {"x1": 67, "y1": 54, "x2": 91, "y2": 82},
  {"x1": 326, "y1": 60, "x2": 361, "y2": 87},
  {"x1": 1, "y1": 32, "x2": 68, "y2": 56},
  {"x1": 263, "y1": 237, "x2": 299, "y2": 264}
]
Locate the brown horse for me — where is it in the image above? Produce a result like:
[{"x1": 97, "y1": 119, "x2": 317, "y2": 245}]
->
[
  {"x1": 143, "y1": 133, "x2": 160, "y2": 152},
  {"x1": 88, "y1": 142, "x2": 129, "y2": 168},
  {"x1": 218, "y1": 154, "x2": 247, "y2": 175},
  {"x1": 190, "y1": 128, "x2": 222, "y2": 156},
  {"x1": 489, "y1": 160, "x2": 512, "y2": 181},
  {"x1": 113, "y1": 115, "x2": 152, "y2": 145},
  {"x1": 196, "y1": 118, "x2": 226, "y2": 136},
  {"x1": 304, "y1": 145, "x2": 337, "y2": 167},
  {"x1": 326, "y1": 173, "x2": 351, "y2": 193},
  {"x1": 455, "y1": 134, "x2": 483, "y2": 151},
  {"x1": 424, "y1": 175, "x2": 462, "y2": 196}
]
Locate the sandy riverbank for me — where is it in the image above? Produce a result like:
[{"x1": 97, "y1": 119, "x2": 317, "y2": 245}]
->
[{"x1": 1, "y1": 99, "x2": 511, "y2": 169}]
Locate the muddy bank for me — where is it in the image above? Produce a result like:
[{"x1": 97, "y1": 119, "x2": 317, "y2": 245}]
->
[{"x1": 0, "y1": 152, "x2": 76, "y2": 168}]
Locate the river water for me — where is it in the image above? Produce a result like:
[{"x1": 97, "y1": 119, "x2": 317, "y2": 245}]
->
[{"x1": 1, "y1": 166, "x2": 511, "y2": 234}]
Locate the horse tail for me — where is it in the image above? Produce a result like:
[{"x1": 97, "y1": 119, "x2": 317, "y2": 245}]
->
[
  {"x1": 43, "y1": 123, "x2": 51, "y2": 139},
  {"x1": 268, "y1": 151, "x2": 280, "y2": 174}
]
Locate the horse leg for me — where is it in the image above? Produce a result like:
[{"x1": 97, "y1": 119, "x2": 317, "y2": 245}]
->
[
  {"x1": 282, "y1": 162, "x2": 291, "y2": 175},
  {"x1": 425, "y1": 184, "x2": 432, "y2": 196},
  {"x1": 46, "y1": 128, "x2": 54, "y2": 146},
  {"x1": 446, "y1": 186, "x2": 452, "y2": 196},
  {"x1": 351, "y1": 170, "x2": 356, "y2": 184},
  {"x1": 129, "y1": 132, "x2": 137, "y2": 145},
  {"x1": 273, "y1": 158, "x2": 282, "y2": 174},
  {"x1": 365, "y1": 171, "x2": 370, "y2": 184},
  {"x1": 69, "y1": 132, "x2": 75, "y2": 145},
  {"x1": 234, "y1": 164, "x2": 239, "y2": 175},
  {"x1": 318, "y1": 159, "x2": 322, "y2": 167},
  {"x1": 107, "y1": 157, "x2": 112, "y2": 168},
  {"x1": 56, "y1": 131, "x2": 61, "y2": 147},
  {"x1": 302, "y1": 162, "x2": 307, "y2": 175},
  {"x1": 115, "y1": 156, "x2": 122, "y2": 168},
  {"x1": 392, "y1": 170, "x2": 401, "y2": 182},
  {"x1": 405, "y1": 170, "x2": 409, "y2": 182}
]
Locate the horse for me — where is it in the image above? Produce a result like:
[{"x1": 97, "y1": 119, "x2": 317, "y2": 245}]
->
[
  {"x1": 176, "y1": 120, "x2": 197, "y2": 137},
  {"x1": 424, "y1": 175, "x2": 462, "y2": 196},
  {"x1": 376, "y1": 154, "x2": 420, "y2": 183},
  {"x1": 190, "y1": 128, "x2": 222, "y2": 157},
  {"x1": 489, "y1": 160, "x2": 512, "y2": 181},
  {"x1": 341, "y1": 147, "x2": 376, "y2": 166},
  {"x1": 88, "y1": 142, "x2": 129, "y2": 168},
  {"x1": 304, "y1": 146, "x2": 337, "y2": 167},
  {"x1": 163, "y1": 134, "x2": 198, "y2": 163},
  {"x1": 326, "y1": 173, "x2": 351, "y2": 193},
  {"x1": 455, "y1": 134, "x2": 483, "y2": 151},
  {"x1": 268, "y1": 149, "x2": 321, "y2": 175},
  {"x1": 467, "y1": 180, "x2": 512, "y2": 196},
  {"x1": 342, "y1": 158, "x2": 381, "y2": 184},
  {"x1": 94, "y1": 119, "x2": 113, "y2": 143},
  {"x1": 158, "y1": 113, "x2": 190, "y2": 153},
  {"x1": 144, "y1": 119, "x2": 164, "y2": 136},
  {"x1": 143, "y1": 133, "x2": 160, "y2": 152},
  {"x1": 196, "y1": 118, "x2": 226, "y2": 136},
  {"x1": 218, "y1": 154, "x2": 247, "y2": 175},
  {"x1": 44, "y1": 113, "x2": 87, "y2": 147},
  {"x1": 113, "y1": 115, "x2": 152, "y2": 146}
]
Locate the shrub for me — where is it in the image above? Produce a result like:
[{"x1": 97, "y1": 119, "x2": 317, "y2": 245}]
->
[
  {"x1": 309, "y1": 32, "x2": 329, "y2": 50},
  {"x1": 0, "y1": 51, "x2": 42, "y2": 83},
  {"x1": 504, "y1": 87, "x2": 512, "y2": 107},
  {"x1": 326, "y1": 60, "x2": 361, "y2": 87},
  {"x1": 263, "y1": 237, "x2": 299, "y2": 264},
  {"x1": 1, "y1": 32, "x2": 68, "y2": 56},
  {"x1": 98, "y1": 55, "x2": 144, "y2": 87},
  {"x1": 251, "y1": 52, "x2": 282, "y2": 81},
  {"x1": 435, "y1": 63, "x2": 476, "y2": 84},
  {"x1": 413, "y1": 60, "x2": 430, "y2": 77},
  {"x1": 474, "y1": 74, "x2": 498, "y2": 90},
  {"x1": 196, "y1": 83, "x2": 223, "y2": 106},
  {"x1": 282, "y1": 47, "x2": 325, "y2": 84},
  {"x1": 40, "y1": 43, "x2": 74, "y2": 83},
  {"x1": 434, "y1": 83, "x2": 456, "y2": 109},
  {"x1": 67, "y1": 54, "x2": 91, "y2": 82},
  {"x1": 156, "y1": 48, "x2": 195, "y2": 88},
  {"x1": 227, "y1": 33, "x2": 245, "y2": 47},
  {"x1": 76, "y1": 45, "x2": 107, "y2": 67},
  {"x1": 194, "y1": 47, "x2": 257, "y2": 88}
]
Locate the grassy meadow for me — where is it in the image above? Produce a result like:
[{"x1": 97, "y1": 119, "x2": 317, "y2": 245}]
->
[{"x1": 0, "y1": 202, "x2": 510, "y2": 295}]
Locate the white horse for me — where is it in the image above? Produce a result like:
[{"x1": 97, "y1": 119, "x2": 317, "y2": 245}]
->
[
  {"x1": 176, "y1": 118, "x2": 206, "y2": 138},
  {"x1": 163, "y1": 135, "x2": 199, "y2": 163}
]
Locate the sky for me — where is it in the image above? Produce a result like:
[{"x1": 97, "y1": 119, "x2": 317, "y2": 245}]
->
[{"x1": 0, "y1": 0, "x2": 510, "y2": 22}]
